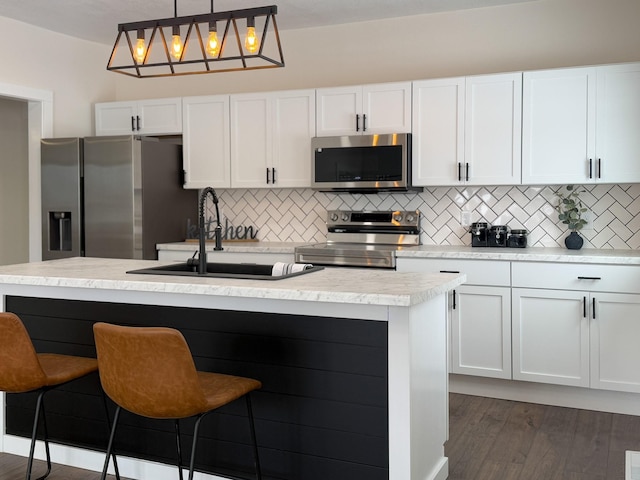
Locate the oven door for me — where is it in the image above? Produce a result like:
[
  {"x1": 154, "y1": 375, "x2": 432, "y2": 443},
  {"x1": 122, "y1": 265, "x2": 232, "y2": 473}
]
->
[{"x1": 295, "y1": 244, "x2": 396, "y2": 269}]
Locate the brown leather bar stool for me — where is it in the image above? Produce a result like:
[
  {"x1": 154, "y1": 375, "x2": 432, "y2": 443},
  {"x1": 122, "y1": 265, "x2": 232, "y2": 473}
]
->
[
  {"x1": 93, "y1": 322, "x2": 263, "y2": 480},
  {"x1": 0, "y1": 312, "x2": 105, "y2": 480}
]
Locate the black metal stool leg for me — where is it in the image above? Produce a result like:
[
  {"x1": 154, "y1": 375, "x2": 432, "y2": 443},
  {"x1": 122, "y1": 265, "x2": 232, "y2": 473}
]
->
[
  {"x1": 246, "y1": 394, "x2": 262, "y2": 480},
  {"x1": 101, "y1": 393, "x2": 121, "y2": 480},
  {"x1": 188, "y1": 414, "x2": 205, "y2": 480},
  {"x1": 27, "y1": 389, "x2": 51, "y2": 480},
  {"x1": 100, "y1": 406, "x2": 121, "y2": 480},
  {"x1": 175, "y1": 419, "x2": 184, "y2": 480}
]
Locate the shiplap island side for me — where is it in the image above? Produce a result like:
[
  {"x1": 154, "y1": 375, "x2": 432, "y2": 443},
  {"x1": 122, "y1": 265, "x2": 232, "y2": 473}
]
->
[{"x1": 0, "y1": 257, "x2": 464, "y2": 480}]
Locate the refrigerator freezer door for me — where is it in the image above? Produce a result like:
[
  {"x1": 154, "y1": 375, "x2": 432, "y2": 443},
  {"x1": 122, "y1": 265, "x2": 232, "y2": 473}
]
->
[{"x1": 41, "y1": 138, "x2": 83, "y2": 260}]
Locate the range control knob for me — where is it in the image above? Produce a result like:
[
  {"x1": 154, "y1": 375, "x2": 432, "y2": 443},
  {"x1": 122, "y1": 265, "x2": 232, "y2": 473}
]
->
[
  {"x1": 341, "y1": 212, "x2": 350, "y2": 222},
  {"x1": 406, "y1": 213, "x2": 416, "y2": 223},
  {"x1": 329, "y1": 212, "x2": 339, "y2": 222},
  {"x1": 393, "y1": 213, "x2": 403, "y2": 223}
]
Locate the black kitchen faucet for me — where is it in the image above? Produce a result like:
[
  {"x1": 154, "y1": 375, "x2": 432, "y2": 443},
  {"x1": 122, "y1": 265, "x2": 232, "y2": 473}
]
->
[{"x1": 197, "y1": 187, "x2": 223, "y2": 274}]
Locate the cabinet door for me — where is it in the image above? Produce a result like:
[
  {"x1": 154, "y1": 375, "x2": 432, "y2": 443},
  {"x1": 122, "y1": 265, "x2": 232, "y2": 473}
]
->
[
  {"x1": 595, "y1": 63, "x2": 640, "y2": 183},
  {"x1": 315, "y1": 86, "x2": 361, "y2": 136},
  {"x1": 512, "y1": 288, "x2": 589, "y2": 387},
  {"x1": 522, "y1": 67, "x2": 596, "y2": 185},
  {"x1": 230, "y1": 94, "x2": 271, "y2": 188},
  {"x1": 590, "y1": 292, "x2": 640, "y2": 393},
  {"x1": 451, "y1": 285, "x2": 511, "y2": 379},
  {"x1": 95, "y1": 98, "x2": 182, "y2": 136},
  {"x1": 465, "y1": 73, "x2": 522, "y2": 185},
  {"x1": 362, "y1": 82, "x2": 412, "y2": 134},
  {"x1": 95, "y1": 101, "x2": 138, "y2": 135},
  {"x1": 411, "y1": 78, "x2": 465, "y2": 186},
  {"x1": 272, "y1": 90, "x2": 315, "y2": 188},
  {"x1": 137, "y1": 98, "x2": 182, "y2": 135},
  {"x1": 182, "y1": 95, "x2": 230, "y2": 189}
]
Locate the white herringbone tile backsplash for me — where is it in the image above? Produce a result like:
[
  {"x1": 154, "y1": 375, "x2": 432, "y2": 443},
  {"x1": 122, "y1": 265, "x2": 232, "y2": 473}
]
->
[{"x1": 208, "y1": 184, "x2": 640, "y2": 249}]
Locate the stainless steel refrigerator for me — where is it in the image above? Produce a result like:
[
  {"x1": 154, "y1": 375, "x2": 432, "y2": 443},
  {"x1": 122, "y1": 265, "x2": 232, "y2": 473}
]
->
[{"x1": 41, "y1": 136, "x2": 198, "y2": 260}]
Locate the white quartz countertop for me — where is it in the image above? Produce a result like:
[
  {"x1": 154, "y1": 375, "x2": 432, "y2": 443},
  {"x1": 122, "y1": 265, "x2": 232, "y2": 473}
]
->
[
  {"x1": 157, "y1": 242, "x2": 640, "y2": 265},
  {"x1": 396, "y1": 245, "x2": 640, "y2": 264},
  {"x1": 0, "y1": 258, "x2": 465, "y2": 307}
]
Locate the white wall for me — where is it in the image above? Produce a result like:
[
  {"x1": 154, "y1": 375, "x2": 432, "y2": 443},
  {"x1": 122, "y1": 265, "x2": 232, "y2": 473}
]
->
[
  {"x1": 0, "y1": 16, "x2": 114, "y2": 137},
  {"x1": 114, "y1": 0, "x2": 640, "y2": 100}
]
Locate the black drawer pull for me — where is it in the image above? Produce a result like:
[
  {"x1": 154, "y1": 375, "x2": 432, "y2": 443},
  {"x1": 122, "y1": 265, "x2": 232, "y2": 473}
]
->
[
  {"x1": 440, "y1": 270, "x2": 461, "y2": 274},
  {"x1": 577, "y1": 276, "x2": 601, "y2": 280}
]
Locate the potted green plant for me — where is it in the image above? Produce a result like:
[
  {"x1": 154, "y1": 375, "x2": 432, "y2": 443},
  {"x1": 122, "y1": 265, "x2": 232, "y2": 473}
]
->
[{"x1": 555, "y1": 185, "x2": 588, "y2": 250}]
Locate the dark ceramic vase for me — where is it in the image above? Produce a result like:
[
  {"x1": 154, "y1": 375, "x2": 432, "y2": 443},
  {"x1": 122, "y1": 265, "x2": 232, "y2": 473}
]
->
[{"x1": 565, "y1": 231, "x2": 584, "y2": 250}]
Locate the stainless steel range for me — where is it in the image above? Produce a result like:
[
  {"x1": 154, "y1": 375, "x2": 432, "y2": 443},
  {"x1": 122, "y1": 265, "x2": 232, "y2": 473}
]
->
[{"x1": 294, "y1": 210, "x2": 420, "y2": 269}]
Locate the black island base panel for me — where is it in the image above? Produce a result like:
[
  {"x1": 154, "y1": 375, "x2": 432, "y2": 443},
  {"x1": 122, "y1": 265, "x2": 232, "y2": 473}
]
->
[{"x1": 5, "y1": 296, "x2": 389, "y2": 480}]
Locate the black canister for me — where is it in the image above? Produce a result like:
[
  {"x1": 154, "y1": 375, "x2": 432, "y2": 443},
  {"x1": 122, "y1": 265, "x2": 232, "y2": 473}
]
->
[
  {"x1": 469, "y1": 222, "x2": 490, "y2": 247},
  {"x1": 488, "y1": 225, "x2": 510, "y2": 247},
  {"x1": 507, "y1": 229, "x2": 528, "y2": 248}
]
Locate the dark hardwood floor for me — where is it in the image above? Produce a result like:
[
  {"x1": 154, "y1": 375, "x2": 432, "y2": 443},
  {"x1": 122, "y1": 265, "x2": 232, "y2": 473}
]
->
[
  {"x1": 447, "y1": 393, "x2": 640, "y2": 480},
  {"x1": 0, "y1": 453, "x2": 124, "y2": 480},
  {"x1": 2, "y1": 393, "x2": 640, "y2": 479}
]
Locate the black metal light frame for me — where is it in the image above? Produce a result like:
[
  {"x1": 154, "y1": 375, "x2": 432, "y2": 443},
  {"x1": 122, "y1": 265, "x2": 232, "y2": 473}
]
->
[{"x1": 107, "y1": 2, "x2": 284, "y2": 78}]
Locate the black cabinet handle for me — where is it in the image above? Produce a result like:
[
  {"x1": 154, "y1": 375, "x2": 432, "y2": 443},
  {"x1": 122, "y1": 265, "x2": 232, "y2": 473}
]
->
[
  {"x1": 266, "y1": 167, "x2": 270, "y2": 184},
  {"x1": 598, "y1": 158, "x2": 602, "y2": 179},
  {"x1": 583, "y1": 296, "x2": 587, "y2": 318},
  {"x1": 465, "y1": 163, "x2": 470, "y2": 182},
  {"x1": 272, "y1": 167, "x2": 276, "y2": 184},
  {"x1": 592, "y1": 297, "x2": 596, "y2": 319},
  {"x1": 440, "y1": 270, "x2": 461, "y2": 274},
  {"x1": 356, "y1": 114, "x2": 360, "y2": 132},
  {"x1": 131, "y1": 116, "x2": 135, "y2": 132},
  {"x1": 578, "y1": 276, "x2": 601, "y2": 280},
  {"x1": 458, "y1": 163, "x2": 462, "y2": 182},
  {"x1": 589, "y1": 158, "x2": 593, "y2": 179},
  {"x1": 452, "y1": 290, "x2": 457, "y2": 310},
  {"x1": 363, "y1": 114, "x2": 367, "y2": 132}
]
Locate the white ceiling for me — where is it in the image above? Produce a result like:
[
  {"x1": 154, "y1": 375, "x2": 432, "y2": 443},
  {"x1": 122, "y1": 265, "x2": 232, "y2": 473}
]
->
[{"x1": 0, "y1": 0, "x2": 535, "y2": 46}]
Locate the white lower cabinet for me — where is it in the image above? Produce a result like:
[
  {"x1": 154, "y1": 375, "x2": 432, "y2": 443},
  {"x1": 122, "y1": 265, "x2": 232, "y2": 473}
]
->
[
  {"x1": 451, "y1": 285, "x2": 511, "y2": 379},
  {"x1": 512, "y1": 262, "x2": 640, "y2": 392},
  {"x1": 590, "y1": 292, "x2": 640, "y2": 393},
  {"x1": 512, "y1": 288, "x2": 590, "y2": 387},
  {"x1": 396, "y1": 258, "x2": 511, "y2": 379}
]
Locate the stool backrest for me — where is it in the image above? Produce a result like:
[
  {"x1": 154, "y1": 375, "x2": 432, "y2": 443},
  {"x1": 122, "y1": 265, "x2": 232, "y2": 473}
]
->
[
  {"x1": 93, "y1": 322, "x2": 208, "y2": 418},
  {"x1": 0, "y1": 312, "x2": 47, "y2": 393}
]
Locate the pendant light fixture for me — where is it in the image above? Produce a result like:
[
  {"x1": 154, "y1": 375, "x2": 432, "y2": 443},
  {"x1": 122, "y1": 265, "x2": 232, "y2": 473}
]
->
[{"x1": 107, "y1": 0, "x2": 284, "y2": 78}]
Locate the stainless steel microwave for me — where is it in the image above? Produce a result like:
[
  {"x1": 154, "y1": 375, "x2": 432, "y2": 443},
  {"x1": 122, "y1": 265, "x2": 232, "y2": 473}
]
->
[{"x1": 311, "y1": 133, "x2": 420, "y2": 193}]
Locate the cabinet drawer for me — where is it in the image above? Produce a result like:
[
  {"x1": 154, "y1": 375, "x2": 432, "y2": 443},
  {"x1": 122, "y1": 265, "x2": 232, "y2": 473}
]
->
[
  {"x1": 397, "y1": 258, "x2": 510, "y2": 286},
  {"x1": 512, "y1": 262, "x2": 640, "y2": 294}
]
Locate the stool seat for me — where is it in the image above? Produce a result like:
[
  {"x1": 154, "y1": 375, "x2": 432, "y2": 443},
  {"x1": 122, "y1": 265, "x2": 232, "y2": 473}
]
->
[
  {"x1": 0, "y1": 312, "x2": 102, "y2": 480},
  {"x1": 94, "y1": 322, "x2": 262, "y2": 480}
]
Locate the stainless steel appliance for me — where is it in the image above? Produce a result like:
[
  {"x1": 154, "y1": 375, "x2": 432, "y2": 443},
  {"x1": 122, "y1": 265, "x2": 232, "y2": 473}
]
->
[
  {"x1": 41, "y1": 136, "x2": 198, "y2": 260},
  {"x1": 294, "y1": 210, "x2": 420, "y2": 269},
  {"x1": 311, "y1": 134, "x2": 420, "y2": 193}
]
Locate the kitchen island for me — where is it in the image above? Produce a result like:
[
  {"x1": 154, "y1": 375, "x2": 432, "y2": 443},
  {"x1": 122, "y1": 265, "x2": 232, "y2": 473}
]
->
[{"x1": 0, "y1": 257, "x2": 464, "y2": 480}]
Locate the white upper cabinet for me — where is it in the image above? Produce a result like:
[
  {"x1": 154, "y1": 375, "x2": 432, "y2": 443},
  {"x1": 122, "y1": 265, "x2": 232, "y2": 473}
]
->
[
  {"x1": 464, "y1": 73, "x2": 522, "y2": 186},
  {"x1": 412, "y1": 78, "x2": 465, "y2": 186},
  {"x1": 316, "y1": 82, "x2": 411, "y2": 136},
  {"x1": 412, "y1": 73, "x2": 521, "y2": 186},
  {"x1": 595, "y1": 63, "x2": 640, "y2": 183},
  {"x1": 522, "y1": 62, "x2": 640, "y2": 184},
  {"x1": 231, "y1": 89, "x2": 315, "y2": 188},
  {"x1": 95, "y1": 98, "x2": 183, "y2": 136},
  {"x1": 182, "y1": 95, "x2": 231, "y2": 189}
]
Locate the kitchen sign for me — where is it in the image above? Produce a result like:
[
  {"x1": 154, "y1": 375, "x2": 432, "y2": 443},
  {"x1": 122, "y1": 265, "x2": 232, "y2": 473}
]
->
[{"x1": 187, "y1": 217, "x2": 258, "y2": 241}]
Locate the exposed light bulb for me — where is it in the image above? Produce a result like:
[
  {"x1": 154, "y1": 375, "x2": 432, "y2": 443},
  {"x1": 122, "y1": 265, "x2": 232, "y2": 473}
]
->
[
  {"x1": 171, "y1": 26, "x2": 183, "y2": 60},
  {"x1": 135, "y1": 30, "x2": 146, "y2": 64},
  {"x1": 207, "y1": 23, "x2": 220, "y2": 57},
  {"x1": 245, "y1": 17, "x2": 259, "y2": 53}
]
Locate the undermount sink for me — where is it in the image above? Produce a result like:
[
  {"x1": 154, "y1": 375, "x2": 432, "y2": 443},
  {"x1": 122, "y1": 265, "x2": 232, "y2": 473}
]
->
[{"x1": 126, "y1": 262, "x2": 324, "y2": 280}]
